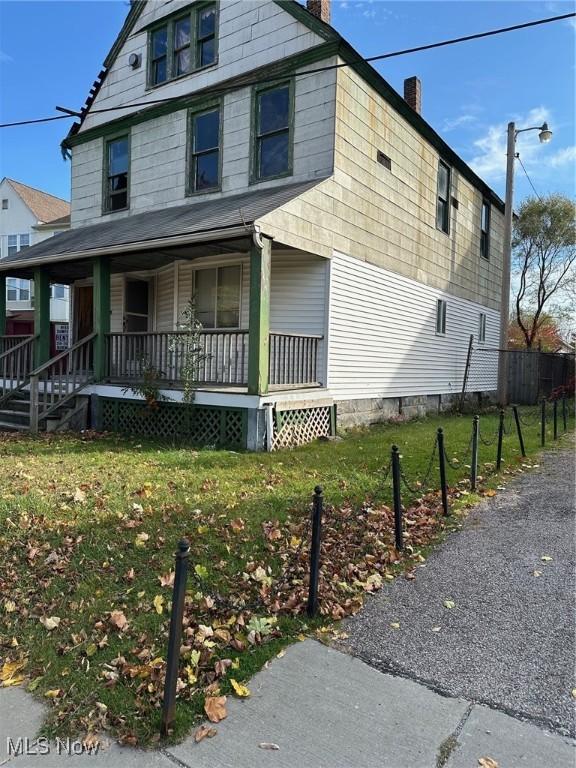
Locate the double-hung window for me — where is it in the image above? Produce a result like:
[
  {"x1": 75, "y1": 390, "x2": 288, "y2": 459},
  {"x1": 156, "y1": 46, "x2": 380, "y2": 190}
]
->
[
  {"x1": 148, "y1": 3, "x2": 217, "y2": 87},
  {"x1": 195, "y1": 265, "x2": 241, "y2": 329},
  {"x1": 478, "y1": 313, "x2": 486, "y2": 344},
  {"x1": 7, "y1": 235, "x2": 18, "y2": 256},
  {"x1": 480, "y1": 200, "x2": 491, "y2": 260},
  {"x1": 436, "y1": 298, "x2": 447, "y2": 335},
  {"x1": 189, "y1": 105, "x2": 221, "y2": 193},
  {"x1": 104, "y1": 135, "x2": 129, "y2": 212},
  {"x1": 436, "y1": 160, "x2": 451, "y2": 234},
  {"x1": 253, "y1": 82, "x2": 292, "y2": 182},
  {"x1": 7, "y1": 278, "x2": 30, "y2": 302},
  {"x1": 19, "y1": 234, "x2": 30, "y2": 250}
]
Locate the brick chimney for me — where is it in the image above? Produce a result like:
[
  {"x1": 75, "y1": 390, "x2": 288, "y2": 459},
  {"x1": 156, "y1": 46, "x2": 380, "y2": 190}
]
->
[
  {"x1": 404, "y1": 76, "x2": 422, "y2": 114},
  {"x1": 307, "y1": 0, "x2": 331, "y2": 24}
]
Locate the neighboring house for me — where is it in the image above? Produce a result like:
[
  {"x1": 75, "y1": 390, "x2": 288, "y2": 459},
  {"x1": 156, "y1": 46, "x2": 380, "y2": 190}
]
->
[
  {"x1": 0, "y1": 178, "x2": 71, "y2": 334},
  {"x1": 0, "y1": 0, "x2": 504, "y2": 447}
]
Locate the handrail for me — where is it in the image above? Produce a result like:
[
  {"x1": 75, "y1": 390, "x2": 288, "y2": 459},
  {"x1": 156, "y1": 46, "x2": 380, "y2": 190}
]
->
[
  {"x1": 0, "y1": 335, "x2": 36, "y2": 407},
  {"x1": 30, "y1": 332, "x2": 97, "y2": 377},
  {"x1": 0, "y1": 334, "x2": 37, "y2": 362}
]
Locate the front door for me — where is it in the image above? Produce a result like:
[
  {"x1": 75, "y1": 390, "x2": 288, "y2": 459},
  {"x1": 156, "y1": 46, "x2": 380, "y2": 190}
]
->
[
  {"x1": 76, "y1": 286, "x2": 93, "y2": 340},
  {"x1": 124, "y1": 279, "x2": 150, "y2": 332}
]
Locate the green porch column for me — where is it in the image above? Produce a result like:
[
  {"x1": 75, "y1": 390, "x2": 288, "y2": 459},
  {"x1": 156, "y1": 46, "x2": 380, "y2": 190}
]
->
[
  {"x1": 0, "y1": 274, "x2": 6, "y2": 336},
  {"x1": 93, "y1": 256, "x2": 111, "y2": 380},
  {"x1": 248, "y1": 236, "x2": 271, "y2": 395},
  {"x1": 34, "y1": 269, "x2": 51, "y2": 366}
]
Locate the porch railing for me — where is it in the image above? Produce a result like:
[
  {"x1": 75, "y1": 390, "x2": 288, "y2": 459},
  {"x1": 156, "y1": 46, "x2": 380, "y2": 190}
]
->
[
  {"x1": 0, "y1": 335, "x2": 34, "y2": 356},
  {"x1": 0, "y1": 335, "x2": 36, "y2": 405},
  {"x1": 29, "y1": 333, "x2": 96, "y2": 432},
  {"x1": 106, "y1": 330, "x2": 323, "y2": 388}
]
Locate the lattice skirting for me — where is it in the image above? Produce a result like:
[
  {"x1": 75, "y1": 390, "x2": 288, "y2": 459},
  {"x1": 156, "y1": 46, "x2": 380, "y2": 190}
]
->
[
  {"x1": 271, "y1": 405, "x2": 335, "y2": 451},
  {"x1": 97, "y1": 398, "x2": 246, "y2": 447}
]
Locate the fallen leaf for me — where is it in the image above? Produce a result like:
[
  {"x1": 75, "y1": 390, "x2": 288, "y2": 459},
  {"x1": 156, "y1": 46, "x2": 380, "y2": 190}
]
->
[
  {"x1": 195, "y1": 564, "x2": 209, "y2": 580},
  {"x1": 85, "y1": 643, "x2": 98, "y2": 657},
  {"x1": 39, "y1": 616, "x2": 61, "y2": 631},
  {"x1": 159, "y1": 571, "x2": 174, "y2": 587},
  {"x1": 0, "y1": 659, "x2": 27, "y2": 687},
  {"x1": 230, "y1": 518, "x2": 245, "y2": 533},
  {"x1": 4, "y1": 600, "x2": 16, "y2": 613},
  {"x1": 478, "y1": 758, "x2": 499, "y2": 768},
  {"x1": 230, "y1": 679, "x2": 250, "y2": 698},
  {"x1": 135, "y1": 532, "x2": 149, "y2": 548},
  {"x1": 27, "y1": 676, "x2": 43, "y2": 692},
  {"x1": 484, "y1": 489, "x2": 496, "y2": 497},
  {"x1": 73, "y1": 488, "x2": 86, "y2": 504},
  {"x1": 533, "y1": 570, "x2": 542, "y2": 577},
  {"x1": 204, "y1": 695, "x2": 227, "y2": 723},
  {"x1": 194, "y1": 725, "x2": 217, "y2": 743},
  {"x1": 44, "y1": 689, "x2": 62, "y2": 698},
  {"x1": 153, "y1": 595, "x2": 165, "y2": 615},
  {"x1": 109, "y1": 610, "x2": 129, "y2": 631},
  {"x1": 571, "y1": 688, "x2": 576, "y2": 699},
  {"x1": 390, "y1": 622, "x2": 401, "y2": 630},
  {"x1": 443, "y1": 600, "x2": 455, "y2": 609},
  {"x1": 259, "y1": 743, "x2": 280, "y2": 750},
  {"x1": 431, "y1": 626, "x2": 441, "y2": 632},
  {"x1": 541, "y1": 555, "x2": 553, "y2": 562}
]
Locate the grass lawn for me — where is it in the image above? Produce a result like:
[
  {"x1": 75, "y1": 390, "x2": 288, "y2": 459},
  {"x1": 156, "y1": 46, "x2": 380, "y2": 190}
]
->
[{"x1": 0, "y1": 404, "x2": 573, "y2": 747}]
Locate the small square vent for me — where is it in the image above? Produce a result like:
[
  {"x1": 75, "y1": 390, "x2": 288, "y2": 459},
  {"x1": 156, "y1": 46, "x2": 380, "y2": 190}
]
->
[{"x1": 377, "y1": 151, "x2": 392, "y2": 170}]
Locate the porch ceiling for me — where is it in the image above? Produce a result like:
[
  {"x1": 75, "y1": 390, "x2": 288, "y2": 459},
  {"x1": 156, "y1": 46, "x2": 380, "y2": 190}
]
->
[{"x1": 0, "y1": 179, "x2": 325, "y2": 282}]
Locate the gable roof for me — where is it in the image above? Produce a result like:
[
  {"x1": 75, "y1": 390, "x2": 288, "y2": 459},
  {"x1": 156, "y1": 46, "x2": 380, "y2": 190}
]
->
[
  {"x1": 4, "y1": 178, "x2": 70, "y2": 223},
  {"x1": 64, "y1": 1, "x2": 504, "y2": 212}
]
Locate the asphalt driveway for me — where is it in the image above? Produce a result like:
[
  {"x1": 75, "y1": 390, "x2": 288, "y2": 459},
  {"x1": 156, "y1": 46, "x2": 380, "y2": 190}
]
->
[{"x1": 342, "y1": 440, "x2": 576, "y2": 737}]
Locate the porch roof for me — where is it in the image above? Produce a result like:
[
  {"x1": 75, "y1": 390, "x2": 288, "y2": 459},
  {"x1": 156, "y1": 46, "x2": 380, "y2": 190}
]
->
[{"x1": 0, "y1": 179, "x2": 323, "y2": 280}]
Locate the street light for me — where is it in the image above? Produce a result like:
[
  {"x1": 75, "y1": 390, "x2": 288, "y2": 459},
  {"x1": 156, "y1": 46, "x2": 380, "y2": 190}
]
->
[{"x1": 497, "y1": 120, "x2": 553, "y2": 405}]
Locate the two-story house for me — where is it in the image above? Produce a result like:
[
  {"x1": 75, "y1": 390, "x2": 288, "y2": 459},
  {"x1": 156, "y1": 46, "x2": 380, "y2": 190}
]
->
[
  {"x1": 0, "y1": 0, "x2": 504, "y2": 447},
  {"x1": 0, "y1": 178, "x2": 71, "y2": 347}
]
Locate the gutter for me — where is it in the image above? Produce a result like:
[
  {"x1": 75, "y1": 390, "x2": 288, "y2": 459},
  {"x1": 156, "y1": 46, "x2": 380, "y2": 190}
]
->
[{"x1": 0, "y1": 225, "x2": 253, "y2": 273}]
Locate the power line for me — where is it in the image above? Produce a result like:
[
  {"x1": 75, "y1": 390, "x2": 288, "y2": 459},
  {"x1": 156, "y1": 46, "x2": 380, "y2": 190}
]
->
[
  {"x1": 1, "y1": 11, "x2": 574, "y2": 129},
  {"x1": 516, "y1": 155, "x2": 542, "y2": 200}
]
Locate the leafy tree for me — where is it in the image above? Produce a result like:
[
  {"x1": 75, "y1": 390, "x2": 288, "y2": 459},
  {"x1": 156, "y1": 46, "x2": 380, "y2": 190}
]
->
[
  {"x1": 508, "y1": 311, "x2": 565, "y2": 352},
  {"x1": 512, "y1": 194, "x2": 576, "y2": 348}
]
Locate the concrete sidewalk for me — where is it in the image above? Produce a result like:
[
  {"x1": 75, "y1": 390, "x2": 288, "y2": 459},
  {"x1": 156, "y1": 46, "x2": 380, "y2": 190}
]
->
[{"x1": 1, "y1": 641, "x2": 574, "y2": 767}]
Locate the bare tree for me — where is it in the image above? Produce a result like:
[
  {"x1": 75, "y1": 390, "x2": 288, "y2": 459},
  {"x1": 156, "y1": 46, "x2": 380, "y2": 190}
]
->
[{"x1": 513, "y1": 194, "x2": 576, "y2": 348}]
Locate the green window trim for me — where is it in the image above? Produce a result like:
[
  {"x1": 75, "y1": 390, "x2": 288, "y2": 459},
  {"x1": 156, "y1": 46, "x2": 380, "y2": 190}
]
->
[
  {"x1": 250, "y1": 79, "x2": 294, "y2": 184},
  {"x1": 103, "y1": 133, "x2": 130, "y2": 214},
  {"x1": 480, "y1": 199, "x2": 491, "y2": 261},
  {"x1": 147, "y1": 1, "x2": 218, "y2": 89},
  {"x1": 186, "y1": 98, "x2": 223, "y2": 196}
]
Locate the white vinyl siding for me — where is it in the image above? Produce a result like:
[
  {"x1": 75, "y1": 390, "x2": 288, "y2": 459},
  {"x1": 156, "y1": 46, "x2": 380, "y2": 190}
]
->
[
  {"x1": 327, "y1": 252, "x2": 500, "y2": 399},
  {"x1": 110, "y1": 274, "x2": 124, "y2": 332},
  {"x1": 156, "y1": 266, "x2": 175, "y2": 331}
]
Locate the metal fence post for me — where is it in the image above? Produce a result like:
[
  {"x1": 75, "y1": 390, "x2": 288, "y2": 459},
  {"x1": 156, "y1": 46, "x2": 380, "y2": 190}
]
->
[
  {"x1": 459, "y1": 334, "x2": 474, "y2": 412},
  {"x1": 553, "y1": 399, "x2": 558, "y2": 440},
  {"x1": 437, "y1": 428, "x2": 449, "y2": 517},
  {"x1": 470, "y1": 416, "x2": 479, "y2": 491},
  {"x1": 541, "y1": 398, "x2": 546, "y2": 447},
  {"x1": 512, "y1": 405, "x2": 526, "y2": 457},
  {"x1": 307, "y1": 486, "x2": 323, "y2": 618},
  {"x1": 161, "y1": 538, "x2": 190, "y2": 737},
  {"x1": 562, "y1": 394, "x2": 567, "y2": 431},
  {"x1": 496, "y1": 409, "x2": 505, "y2": 471},
  {"x1": 391, "y1": 445, "x2": 403, "y2": 550}
]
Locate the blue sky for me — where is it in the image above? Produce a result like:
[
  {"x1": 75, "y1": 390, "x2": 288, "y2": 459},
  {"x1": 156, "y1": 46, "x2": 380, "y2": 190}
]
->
[{"x1": 0, "y1": 0, "x2": 574, "y2": 203}]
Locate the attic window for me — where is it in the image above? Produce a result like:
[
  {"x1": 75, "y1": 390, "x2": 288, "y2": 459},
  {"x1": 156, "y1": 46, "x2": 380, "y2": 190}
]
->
[
  {"x1": 1, "y1": 199, "x2": 7, "y2": 210},
  {"x1": 148, "y1": 3, "x2": 217, "y2": 87},
  {"x1": 377, "y1": 151, "x2": 392, "y2": 170}
]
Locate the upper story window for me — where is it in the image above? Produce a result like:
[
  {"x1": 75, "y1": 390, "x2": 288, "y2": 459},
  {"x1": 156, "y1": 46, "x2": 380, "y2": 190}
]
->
[
  {"x1": 1, "y1": 199, "x2": 8, "y2": 210},
  {"x1": 194, "y1": 265, "x2": 241, "y2": 329},
  {"x1": 188, "y1": 104, "x2": 221, "y2": 194},
  {"x1": 7, "y1": 234, "x2": 28, "y2": 257},
  {"x1": 480, "y1": 200, "x2": 491, "y2": 260},
  {"x1": 51, "y1": 284, "x2": 67, "y2": 300},
  {"x1": 436, "y1": 298, "x2": 447, "y2": 335},
  {"x1": 436, "y1": 160, "x2": 451, "y2": 234},
  {"x1": 104, "y1": 135, "x2": 129, "y2": 213},
  {"x1": 253, "y1": 82, "x2": 293, "y2": 182},
  {"x1": 148, "y1": 3, "x2": 218, "y2": 88},
  {"x1": 7, "y1": 278, "x2": 30, "y2": 302}
]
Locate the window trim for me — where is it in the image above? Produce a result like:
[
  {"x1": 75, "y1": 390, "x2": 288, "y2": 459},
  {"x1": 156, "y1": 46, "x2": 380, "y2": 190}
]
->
[
  {"x1": 436, "y1": 160, "x2": 451, "y2": 235},
  {"x1": 186, "y1": 98, "x2": 223, "y2": 196},
  {"x1": 192, "y1": 263, "x2": 243, "y2": 330},
  {"x1": 102, "y1": 132, "x2": 130, "y2": 214},
  {"x1": 480, "y1": 199, "x2": 491, "y2": 260},
  {"x1": 146, "y1": 1, "x2": 218, "y2": 89},
  {"x1": 435, "y1": 298, "x2": 447, "y2": 336},
  {"x1": 250, "y1": 79, "x2": 295, "y2": 184},
  {"x1": 478, "y1": 312, "x2": 487, "y2": 344}
]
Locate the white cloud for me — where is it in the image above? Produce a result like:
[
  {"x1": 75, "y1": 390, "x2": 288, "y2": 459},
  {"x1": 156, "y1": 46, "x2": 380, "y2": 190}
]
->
[
  {"x1": 468, "y1": 107, "x2": 551, "y2": 183},
  {"x1": 442, "y1": 114, "x2": 477, "y2": 133},
  {"x1": 548, "y1": 146, "x2": 576, "y2": 167}
]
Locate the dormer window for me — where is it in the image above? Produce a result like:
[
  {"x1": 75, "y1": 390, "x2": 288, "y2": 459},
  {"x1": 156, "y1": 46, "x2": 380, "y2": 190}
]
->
[{"x1": 147, "y1": 3, "x2": 218, "y2": 88}]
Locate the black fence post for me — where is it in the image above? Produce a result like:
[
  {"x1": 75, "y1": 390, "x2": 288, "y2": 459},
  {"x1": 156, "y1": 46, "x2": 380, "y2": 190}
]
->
[
  {"x1": 161, "y1": 538, "x2": 190, "y2": 737},
  {"x1": 512, "y1": 406, "x2": 526, "y2": 457},
  {"x1": 391, "y1": 445, "x2": 403, "y2": 551},
  {"x1": 553, "y1": 399, "x2": 558, "y2": 440},
  {"x1": 496, "y1": 409, "x2": 505, "y2": 471},
  {"x1": 470, "y1": 415, "x2": 479, "y2": 491},
  {"x1": 437, "y1": 428, "x2": 449, "y2": 517},
  {"x1": 307, "y1": 486, "x2": 323, "y2": 618},
  {"x1": 541, "y1": 398, "x2": 546, "y2": 447},
  {"x1": 562, "y1": 394, "x2": 567, "y2": 431}
]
